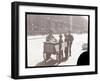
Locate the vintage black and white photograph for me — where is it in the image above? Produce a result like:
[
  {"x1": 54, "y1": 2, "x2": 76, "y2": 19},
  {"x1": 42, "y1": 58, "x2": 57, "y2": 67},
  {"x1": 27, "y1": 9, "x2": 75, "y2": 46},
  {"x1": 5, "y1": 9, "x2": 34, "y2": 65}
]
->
[
  {"x1": 26, "y1": 13, "x2": 89, "y2": 68},
  {"x1": 11, "y1": 1, "x2": 97, "y2": 79}
]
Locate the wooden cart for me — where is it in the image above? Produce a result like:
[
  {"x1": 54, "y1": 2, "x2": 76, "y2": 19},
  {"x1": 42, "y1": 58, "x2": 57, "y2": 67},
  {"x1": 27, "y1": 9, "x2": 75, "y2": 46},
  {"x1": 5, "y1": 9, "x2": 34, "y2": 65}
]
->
[{"x1": 43, "y1": 42, "x2": 66, "y2": 63}]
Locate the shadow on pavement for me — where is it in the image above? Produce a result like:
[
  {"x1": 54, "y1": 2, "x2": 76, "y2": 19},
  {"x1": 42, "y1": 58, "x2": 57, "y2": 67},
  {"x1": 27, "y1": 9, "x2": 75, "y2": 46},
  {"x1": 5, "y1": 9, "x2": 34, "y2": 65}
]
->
[
  {"x1": 35, "y1": 58, "x2": 69, "y2": 67},
  {"x1": 36, "y1": 59, "x2": 58, "y2": 66}
]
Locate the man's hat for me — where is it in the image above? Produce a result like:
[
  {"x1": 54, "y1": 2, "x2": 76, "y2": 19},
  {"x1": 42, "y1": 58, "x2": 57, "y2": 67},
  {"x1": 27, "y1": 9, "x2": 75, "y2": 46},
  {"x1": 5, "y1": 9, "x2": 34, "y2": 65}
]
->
[{"x1": 48, "y1": 29, "x2": 53, "y2": 34}]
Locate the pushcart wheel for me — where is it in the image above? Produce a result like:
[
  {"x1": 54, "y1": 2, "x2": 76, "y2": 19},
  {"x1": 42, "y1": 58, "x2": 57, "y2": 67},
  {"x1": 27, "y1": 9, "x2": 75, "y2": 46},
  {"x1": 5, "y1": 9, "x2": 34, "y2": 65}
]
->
[
  {"x1": 56, "y1": 53, "x2": 60, "y2": 64},
  {"x1": 43, "y1": 53, "x2": 51, "y2": 62},
  {"x1": 43, "y1": 53, "x2": 46, "y2": 61}
]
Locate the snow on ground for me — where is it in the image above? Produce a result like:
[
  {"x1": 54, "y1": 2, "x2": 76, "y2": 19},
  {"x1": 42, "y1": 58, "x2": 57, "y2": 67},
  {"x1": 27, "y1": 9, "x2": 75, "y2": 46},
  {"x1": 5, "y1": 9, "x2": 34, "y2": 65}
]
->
[{"x1": 27, "y1": 34, "x2": 88, "y2": 67}]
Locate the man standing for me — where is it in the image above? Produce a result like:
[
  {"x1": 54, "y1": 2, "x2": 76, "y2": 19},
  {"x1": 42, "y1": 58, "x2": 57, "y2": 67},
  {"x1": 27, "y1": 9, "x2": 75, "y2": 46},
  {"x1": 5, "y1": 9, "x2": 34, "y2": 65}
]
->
[
  {"x1": 64, "y1": 34, "x2": 68, "y2": 60},
  {"x1": 64, "y1": 31, "x2": 74, "y2": 59},
  {"x1": 67, "y1": 31, "x2": 74, "y2": 56},
  {"x1": 45, "y1": 30, "x2": 57, "y2": 61},
  {"x1": 58, "y1": 34, "x2": 63, "y2": 62}
]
